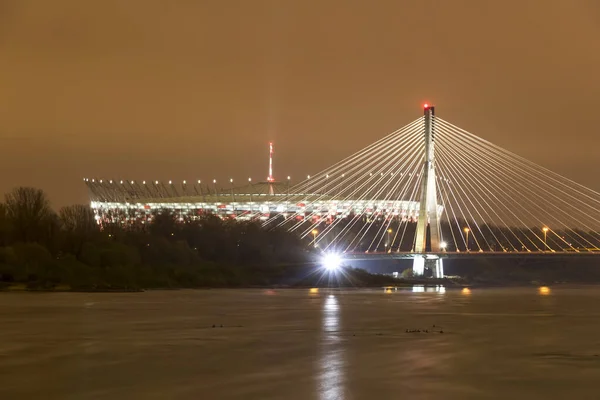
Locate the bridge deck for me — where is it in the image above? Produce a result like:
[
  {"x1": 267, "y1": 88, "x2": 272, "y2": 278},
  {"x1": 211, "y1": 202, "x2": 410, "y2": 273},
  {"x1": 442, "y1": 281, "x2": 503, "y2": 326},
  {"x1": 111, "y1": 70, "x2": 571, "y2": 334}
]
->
[{"x1": 343, "y1": 251, "x2": 600, "y2": 260}]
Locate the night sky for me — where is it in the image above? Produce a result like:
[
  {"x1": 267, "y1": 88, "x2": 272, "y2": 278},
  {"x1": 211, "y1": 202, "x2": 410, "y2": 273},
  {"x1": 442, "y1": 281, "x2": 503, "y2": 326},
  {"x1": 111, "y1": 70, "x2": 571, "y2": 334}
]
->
[{"x1": 1, "y1": 0, "x2": 599, "y2": 208}]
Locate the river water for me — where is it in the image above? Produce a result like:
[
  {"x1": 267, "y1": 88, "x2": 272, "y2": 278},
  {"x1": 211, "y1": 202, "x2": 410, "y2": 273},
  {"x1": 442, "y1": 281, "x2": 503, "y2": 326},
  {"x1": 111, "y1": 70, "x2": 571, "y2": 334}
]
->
[{"x1": 1, "y1": 287, "x2": 600, "y2": 399}]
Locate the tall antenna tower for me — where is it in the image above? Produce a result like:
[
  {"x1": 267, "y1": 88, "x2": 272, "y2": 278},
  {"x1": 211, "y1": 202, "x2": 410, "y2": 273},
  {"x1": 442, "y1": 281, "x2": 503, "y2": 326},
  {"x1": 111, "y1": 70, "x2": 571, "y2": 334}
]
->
[
  {"x1": 267, "y1": 142, "x2": 275, "y2": 195},
  {"x1": 267, "y1": 142, "x2": 274, "y2": 182}
]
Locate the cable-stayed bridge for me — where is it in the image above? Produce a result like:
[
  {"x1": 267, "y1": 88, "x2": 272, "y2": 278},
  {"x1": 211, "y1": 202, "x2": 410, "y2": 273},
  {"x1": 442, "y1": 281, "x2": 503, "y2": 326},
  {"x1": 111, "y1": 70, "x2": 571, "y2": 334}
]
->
[
  {"x1": 261, "y1": 105, "x2": 600, "y2": 277},
  {"x1": 85, "y1": 105, "x2": 600, "y2": 277}
]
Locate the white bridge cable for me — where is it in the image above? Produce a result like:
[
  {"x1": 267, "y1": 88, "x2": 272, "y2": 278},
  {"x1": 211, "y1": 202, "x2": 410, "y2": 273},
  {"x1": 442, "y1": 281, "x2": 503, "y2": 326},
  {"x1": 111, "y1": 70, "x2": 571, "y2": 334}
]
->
[
  {"x1": 436, "y1": 121, "x2": 599, "y2": 250},
  {"x1": 319, "y1": 139, "x2": 425, "y2": 251},
  {"x1": 434, "y1": 120, "x2": 533, "y2": 250},
  {"x1": 438, "y1": 117, "x2": 600, "y2": 210},
  {"x1": 435, "y1": 140, "x2": 525, "y2": 252},
  {"x1": 291, "y1": 124, "x2": 425, "y2": 235},
  {"x1": 436, "y1": 121, "x2": 600, "y2": 243},
  {"x1": 286, "y1": 118, "x2": 423, "y2": 196},
  {"x1": 438, "y1": 135, "x2": 580, "y2": 251},
  {"x1": 436, "y1": 134, "x2": 559, "y2": 251},
  {"x1": 436, "y1": 170, "x2": 465, "y2": 251},
  {"x1": 439, "y1": 125, "x2": 600, "y2": 232},
  {"x1": 344, "y1": 166, "x2": 422, "y2": 253},
  {"x1": 336, "y1": 141, "x2": 425, "y2": 252},
  {"x1": 439, "y1": 138, "x2": 596, "y2": 251},
  {"x1": 434, "y1": 143, "x2": 505, "y2": 251},
  {"x1": 435, "y1": 134, "x2": 533, "y2": 251},
  {"x1": 311, "y1": 133, "x2": 425, "y2": 247},
  {"x1": 260, "y1": 123, "x2": 418, "y2": 227},
  {"x1": 433, "y1": 136, "x2": 494, "y2": 251},
  {"x1": 436, "y1": 124, "x2": 569, "y2": 250},
  {"x1": 438, "y1": 139, "x2": 564, "y2": 251},
  {"x1": 427, "y1": 128, "x2": 485, "y2": 251},
  {"x1": 299, "y1": 132, "x2": 423, "y2": 242},
  {"x1": 270, "y1": 126, "x2": 421, "y2": 230},
  {"x1": 306, "y1": 122, "x2": 424, "y2": 201},
  {"x1": 264, "y1": 119, "x2": 424, "y2": 228},
  {"x1": 366, "y1": 143, "x2": 427, "y2": 252},
  {"x1": 397, "y1": 169, "x2": 424, "y2": 252}
]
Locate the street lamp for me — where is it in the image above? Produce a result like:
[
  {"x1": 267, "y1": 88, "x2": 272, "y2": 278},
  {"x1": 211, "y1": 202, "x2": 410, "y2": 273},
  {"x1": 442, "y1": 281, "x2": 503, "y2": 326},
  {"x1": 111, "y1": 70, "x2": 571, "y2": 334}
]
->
[
  {"x1": 248, "y1": 178, "x2": 253, "y2": 202},
  {"x1": 440, "y1": 241, "x2": 447, "y2": 252},
  {"x1": 464, "y1": 227, "x2": 470, "y2": 251},
  {"x1": 542, "y1": 227, "x2": 549, "y2": 251},
  {"x1": 312, "y1": 229, "x2": 318, "y2": 247},
  {"x1": 387, "y1": 228, "x2": 393, "y2": 251}
]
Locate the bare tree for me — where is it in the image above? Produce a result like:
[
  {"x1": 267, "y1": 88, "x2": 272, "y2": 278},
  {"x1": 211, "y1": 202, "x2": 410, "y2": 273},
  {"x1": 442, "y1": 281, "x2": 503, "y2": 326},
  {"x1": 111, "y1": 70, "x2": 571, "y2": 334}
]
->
[
  {"x1": 59, "y1": 204, "x2": 99, "y2": 257},
  {"x1": 4, "y1": 187, "x2": 55, "y2": 243},
  {"x1": 60, "y1": 205, "x2": 97, "y2": 233}
]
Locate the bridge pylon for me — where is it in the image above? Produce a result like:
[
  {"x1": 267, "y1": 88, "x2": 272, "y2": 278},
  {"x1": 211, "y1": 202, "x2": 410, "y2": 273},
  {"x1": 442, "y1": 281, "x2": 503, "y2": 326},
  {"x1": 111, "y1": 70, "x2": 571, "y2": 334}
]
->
[{"x1": 413, "y1": 104, "x2": 443, "y2": 277}]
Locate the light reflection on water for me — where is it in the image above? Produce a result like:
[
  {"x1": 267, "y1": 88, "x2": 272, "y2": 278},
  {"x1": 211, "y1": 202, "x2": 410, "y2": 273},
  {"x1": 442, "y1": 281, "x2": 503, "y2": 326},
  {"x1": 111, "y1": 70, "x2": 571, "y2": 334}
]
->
[
  {"x1": 411, "y1": 285, "x2": 446, "y2": 293},
  {"x1": 319, "y1": 295, "x2": 344, "y2": 400},
  {"x1": 1, "y1": 287, "x2": 597, "y2": 399},
  {"x1": 539, "y1": 286, "x2": 551, "y2": 295}
]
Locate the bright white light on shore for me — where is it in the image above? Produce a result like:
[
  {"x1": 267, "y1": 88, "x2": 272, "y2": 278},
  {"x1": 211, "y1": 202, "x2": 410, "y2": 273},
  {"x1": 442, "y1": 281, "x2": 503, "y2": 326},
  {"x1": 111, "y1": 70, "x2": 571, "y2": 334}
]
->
[
  {"x1": 323, "y1": 253, "x2": 342, "y2": 271},
  {"x1": 440, "y1": 241, "x2": 447, "y2": 249}
]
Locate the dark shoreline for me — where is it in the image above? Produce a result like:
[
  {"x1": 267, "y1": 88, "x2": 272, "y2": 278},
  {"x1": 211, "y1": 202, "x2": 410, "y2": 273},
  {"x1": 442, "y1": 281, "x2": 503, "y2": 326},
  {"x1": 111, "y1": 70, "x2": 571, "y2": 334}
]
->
[{"x1": 2, "y1": 279, "x2": 597, "y2": 293}]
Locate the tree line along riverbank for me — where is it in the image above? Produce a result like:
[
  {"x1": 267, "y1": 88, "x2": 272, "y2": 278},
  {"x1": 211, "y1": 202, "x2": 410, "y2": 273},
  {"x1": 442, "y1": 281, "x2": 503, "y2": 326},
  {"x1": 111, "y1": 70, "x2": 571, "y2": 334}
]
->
[
  {"x1": 0, "y1": 186, "x2": 415, "y2": 291},
  {"x1": 0, "y1": 186, "x2": 597, "y2": 291}
]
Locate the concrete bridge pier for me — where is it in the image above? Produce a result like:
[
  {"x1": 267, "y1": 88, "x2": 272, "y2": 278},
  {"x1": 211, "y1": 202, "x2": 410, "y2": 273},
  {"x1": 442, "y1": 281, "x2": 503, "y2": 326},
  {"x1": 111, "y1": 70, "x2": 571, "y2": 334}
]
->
[{"x1": 413, "y1": 255, "x2": 444, "y2": 278}]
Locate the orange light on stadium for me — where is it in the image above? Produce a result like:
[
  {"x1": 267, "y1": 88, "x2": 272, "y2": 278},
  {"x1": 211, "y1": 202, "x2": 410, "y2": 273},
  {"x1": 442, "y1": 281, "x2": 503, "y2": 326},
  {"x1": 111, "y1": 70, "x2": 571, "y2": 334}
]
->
[
  {"x1": 539, "y1": 286, "x2": 550, "y2": 296},
  {"x1": 461, "y1": 288, "x2": 472, "y2": 295}
]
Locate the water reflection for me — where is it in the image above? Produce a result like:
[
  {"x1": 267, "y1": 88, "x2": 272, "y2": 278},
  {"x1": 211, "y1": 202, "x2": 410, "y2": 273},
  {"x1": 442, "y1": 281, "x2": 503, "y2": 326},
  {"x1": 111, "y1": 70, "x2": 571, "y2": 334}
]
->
[
  {"x1": 539, "y1": 286, "x2": 551, "y2": 296},
  {"x1": 412, "y1": 285, "x2": 446, "y2": 293},
  {"x1": 461, "y1": 287, "x2": 472, "y2": 295},
  {"x1": 319, "y1": 295, "x2": 345, "y2": 400}
]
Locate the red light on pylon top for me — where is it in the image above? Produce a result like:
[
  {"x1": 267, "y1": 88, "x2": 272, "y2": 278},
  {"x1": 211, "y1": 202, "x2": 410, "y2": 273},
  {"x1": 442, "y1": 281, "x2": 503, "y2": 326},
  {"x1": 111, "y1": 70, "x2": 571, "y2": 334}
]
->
[{"x1": 423, "y1": 103, "x2": 429, "y2": 109}]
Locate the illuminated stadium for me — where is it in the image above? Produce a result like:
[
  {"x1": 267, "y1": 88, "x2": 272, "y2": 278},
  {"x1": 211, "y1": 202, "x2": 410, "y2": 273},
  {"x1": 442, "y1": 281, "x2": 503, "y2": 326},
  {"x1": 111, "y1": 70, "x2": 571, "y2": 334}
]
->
[
  {"x1": 84, "y1": 143, "x2": 425, "y2": 226},
  {"x1": 85, "y1": 177, "x2": 424, "y2": 224}
]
